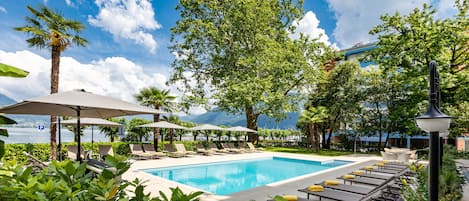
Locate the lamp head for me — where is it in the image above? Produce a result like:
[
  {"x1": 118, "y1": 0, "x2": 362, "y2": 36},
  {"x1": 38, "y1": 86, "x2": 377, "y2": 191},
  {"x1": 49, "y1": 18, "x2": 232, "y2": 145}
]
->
[{"x1": 416, "y1": 103, "x2": 451, "y2": 133}]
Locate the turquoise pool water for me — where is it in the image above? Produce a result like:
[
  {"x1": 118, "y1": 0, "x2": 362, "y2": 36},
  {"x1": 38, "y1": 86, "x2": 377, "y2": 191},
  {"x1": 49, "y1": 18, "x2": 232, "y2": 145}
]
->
[{"x1": 143, "y1": 157, "x2": 351, "y2": 195}]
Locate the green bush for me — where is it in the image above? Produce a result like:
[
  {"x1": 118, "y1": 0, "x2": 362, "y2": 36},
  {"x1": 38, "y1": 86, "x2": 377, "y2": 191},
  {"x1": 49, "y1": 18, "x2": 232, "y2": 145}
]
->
[
  {"x1": 0, "y1": 155, "x2": 203, "y2": 201},
  {"x1": 401, "y1": 145, "x2": 463, "y2": 201}
]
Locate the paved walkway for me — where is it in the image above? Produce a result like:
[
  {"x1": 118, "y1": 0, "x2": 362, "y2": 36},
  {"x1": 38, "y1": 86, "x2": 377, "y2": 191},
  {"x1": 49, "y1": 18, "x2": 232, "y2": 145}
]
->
[{"x1": 123, "y1": 152, "x2": 380, "y2": 201}]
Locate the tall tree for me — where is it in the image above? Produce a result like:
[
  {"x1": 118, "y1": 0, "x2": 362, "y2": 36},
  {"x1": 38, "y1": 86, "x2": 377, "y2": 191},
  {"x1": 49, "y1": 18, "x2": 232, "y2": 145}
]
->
[
  {"x1": 99, "y1": 118, "x2": 126, "y2": 142},
  {"x1": 134, "y1": 87, "x2": 176, "y2": 150},
  {"x1": 15, "y1": 5, "x2": 87, "y2": 159},
  {"x1": 169, "y1": 0, "x2": 335, "y2": 143},
  {"x1": 297, "y1": 106, "x2": 328, "y2": 152},
  {"x1": 369, "y1": 0, "x2": 469, "y2": 135}
]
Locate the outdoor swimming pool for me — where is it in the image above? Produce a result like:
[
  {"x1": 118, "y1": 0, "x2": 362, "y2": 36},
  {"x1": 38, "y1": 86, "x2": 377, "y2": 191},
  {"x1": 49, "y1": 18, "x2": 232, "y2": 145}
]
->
[{"x1": 143, "y1": 157, "x2": 351, "y2": 195}]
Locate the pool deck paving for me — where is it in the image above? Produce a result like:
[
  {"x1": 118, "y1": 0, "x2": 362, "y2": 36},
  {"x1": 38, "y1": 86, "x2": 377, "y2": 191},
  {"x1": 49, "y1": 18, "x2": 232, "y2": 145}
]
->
[{"x1": 123, "y1": 152, "x2": 382, "y2": 201}]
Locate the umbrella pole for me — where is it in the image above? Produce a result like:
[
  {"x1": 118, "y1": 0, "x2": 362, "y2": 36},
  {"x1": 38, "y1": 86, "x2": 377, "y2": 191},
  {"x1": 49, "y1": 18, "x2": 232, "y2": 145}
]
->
[
  {"x1": 91, "y1": 125, "x2": 94, "y2": 154},
  {"x1": 77, "y1": 109, "x2": 81, "y2": 162},
  {"x1": 58, "y1": 117, "x2": 62, "y2": 161}
]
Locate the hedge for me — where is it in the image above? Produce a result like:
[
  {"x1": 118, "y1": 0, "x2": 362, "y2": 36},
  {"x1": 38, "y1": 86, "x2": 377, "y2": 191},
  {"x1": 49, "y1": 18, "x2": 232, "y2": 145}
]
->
[{"x1": 3, "y1": 141, "x2": 201, "y2": 162}]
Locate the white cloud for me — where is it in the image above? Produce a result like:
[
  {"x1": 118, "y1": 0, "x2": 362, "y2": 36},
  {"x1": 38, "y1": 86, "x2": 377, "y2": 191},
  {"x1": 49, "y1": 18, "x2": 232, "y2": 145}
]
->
[
  {"x1": 65, "y1": 0, "x2": 73, "y2": 7},
  {"x1": 289, "y1": 11, "x2": 333, "y2": 46},
  {"x1": 0, "y1": 50, "x2": 167, "y2": 103},
  {"x1": 436, "y1": 0, "x2": 459, "y2": 19},
  {"x1": 88, "y1": 0, "x2": 161, "y2": 53},
  {"x1": 327, "y1": 0, "x2": 429, "y2": 49},
  {"x1": 0, "y1": 6, "x2": 6, "y2": 13}
]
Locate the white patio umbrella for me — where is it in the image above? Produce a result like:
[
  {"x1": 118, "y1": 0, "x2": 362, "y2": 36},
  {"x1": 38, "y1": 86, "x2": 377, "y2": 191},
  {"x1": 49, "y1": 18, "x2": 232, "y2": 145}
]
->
[
  {"x1": 224, "y1": 126, "x2": 257, "y2": 133},
  {"x1": 139, "y1": 121, "x2": 187, "y2": 144},
  {"x1": 225, "y1": 126, "x2": 257, "y2": 142},
  {"x1": 0, "y1": 89, "x2": 164, "y2": 161},
  {"x1": 61, "y1": 118, "x2": 121, "y2": 151},
  {"x1": 191, "y1": 124, "x2": 224, "y2": 141}
]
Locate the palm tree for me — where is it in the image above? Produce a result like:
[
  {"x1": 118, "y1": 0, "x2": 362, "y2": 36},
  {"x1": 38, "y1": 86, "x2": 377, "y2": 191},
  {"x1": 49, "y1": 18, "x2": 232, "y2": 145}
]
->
[
  {"x1": 99, "y1": 118, "x2": 125, "y2": 142},
  {"x1": 162, "y1": 115, "x2": 182, "y2": 144},
  {"x1": 135, "y1": 87, "x2": 176, "y2": 151},
  {"x1": 15, "y1": 5, "x2": 88, "y2": 160},
  {"x1": 298, "y1": 106, "x2": 328, "y2": 152}
]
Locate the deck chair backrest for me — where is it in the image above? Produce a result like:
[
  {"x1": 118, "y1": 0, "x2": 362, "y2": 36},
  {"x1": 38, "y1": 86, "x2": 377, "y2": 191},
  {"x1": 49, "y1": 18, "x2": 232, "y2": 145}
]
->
[
  {"x1": 175, "y1": 144, "x2": 187, "y2": 152},
  {"x1": 196, "y1": 143, "x2": 205, "y2": 149},
  {"x1": 129, "y1": 144, "x2": 144, "y2": 153},
  {"x1": 142, "y1": 144, "x2": 156, "y2": 152},
  {"x1": 67, "y1": 145, "x2": 86, "y2": 160},
  {"x1": 99, "y1": 145, "x2": 114, "y2": 157},
  {"x1": 247, "y1": 142, "x2": 256, "y2": 149},
  {"x1": 164, "y1": 144, "x2": 177, "y2": 152}
]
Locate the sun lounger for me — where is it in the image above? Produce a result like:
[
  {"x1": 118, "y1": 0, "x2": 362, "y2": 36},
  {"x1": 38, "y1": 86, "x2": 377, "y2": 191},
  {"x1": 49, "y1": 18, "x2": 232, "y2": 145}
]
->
[
  {"x1": 209, "y1": 143, "x2": 230, "y2": 153},
  {"x1": 142, "y1": 144, "x2": 166, "y2": 158},
  {"x1": 361, "y1": 167, "x2": 403, "y2": 174},
  {"x1": 67, "y1": 145, "x2": 89, "y2": 160},
  {"x1": 338, "y1": 176, "x2": 385, "y2": 186},
  {"x1": 98, "y1": 145, "x2": 114, "y2": 160},
  {"x1": 223, "y1": 143, "x2": 244, "y2": 153},
  {"x1": 174, "y1": 144, "x2": 196, "y2": 155},
  {"x1": 247, "y1": 142, "x2": 263, "y2": 152},
  {"x1": 267, "y1": 196, "x2": 309, "y2": 201},
  {"x1": 164, "y1": 144, "x2": 186, "y2": 158},
  {"x1": 314, "y1": 181, "x2": 374, "y2": 195},
  {"x1": 23, "y1": 151, "x2": 48, "y2": 172},
  {"x1": 195, "y1": 143, "x2": 214, "y2": 155},
  {"x1": 298, "y1": 187, "x2": 364, "y2": 201},
  {"x1": 129, "y1": 144, "x2": 153, "y2": 160},
  {"x1": 350, "y1": 172, "x2": 392, "y2": 180}
]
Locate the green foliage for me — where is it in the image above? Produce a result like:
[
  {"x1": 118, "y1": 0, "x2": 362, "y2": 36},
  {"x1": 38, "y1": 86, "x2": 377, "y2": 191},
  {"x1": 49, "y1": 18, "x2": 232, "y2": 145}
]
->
[
  {"x1": 401, "y1": 145, "x2": 463, "y2": 201},
  {"x1": 155, "y1": 187, "x2": 203, "y2": 201},
  {"x1": 369, "y1": 0, "x2": 469, "y2": 135},
  {"x1": 170, "y1": 0, "x2": 336, "y2": 141},
  {"x1": 126, "y1": 118, "x2": 152, "y2": 142},
  {"x1": 0, "y1": 156, "x2": 203, "y2": 200},
  {"x1": 99, "y1": 117, "x2": 126, "y2": 142},
  {"x1": 3, "y1": 142, "x2": 132, "y2": 162}
]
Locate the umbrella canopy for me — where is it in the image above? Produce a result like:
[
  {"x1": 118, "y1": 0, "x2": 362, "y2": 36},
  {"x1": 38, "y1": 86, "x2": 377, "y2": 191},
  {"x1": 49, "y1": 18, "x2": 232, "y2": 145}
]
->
[
  {"x1": 61, "y1": 118, "x2": 121, "y2": 126},
  {"x1": 138, "y1": 121, "x2": 187, "y2": 129},
  {"x1": 225, "y1": 126, "x2": 257, "y2": 133},
  {"x1": 0, "y1": 89, "x2": 164, "y2": 161},
  {"x1": 190, "y1": 124, "x2": 224, "y2": 131},
  {"x1": 0, "y1": 89, "x2": 164, "y2": 118},
  {"x1": 0, "y1": 63, "x2": 29, "y2": 78}
]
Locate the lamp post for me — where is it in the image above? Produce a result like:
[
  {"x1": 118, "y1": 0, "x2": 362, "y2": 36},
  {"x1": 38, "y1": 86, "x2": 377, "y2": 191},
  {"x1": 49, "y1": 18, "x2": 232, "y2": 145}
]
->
[{"x1": 416, "y1": 61, "x2": 451, "y2": 201}]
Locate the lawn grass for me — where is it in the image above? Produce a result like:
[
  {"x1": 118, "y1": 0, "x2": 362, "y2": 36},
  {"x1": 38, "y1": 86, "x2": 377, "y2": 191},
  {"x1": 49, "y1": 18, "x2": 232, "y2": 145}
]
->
[{"x1": 264, "y1": 147, "x2": 356, "y2": 156}]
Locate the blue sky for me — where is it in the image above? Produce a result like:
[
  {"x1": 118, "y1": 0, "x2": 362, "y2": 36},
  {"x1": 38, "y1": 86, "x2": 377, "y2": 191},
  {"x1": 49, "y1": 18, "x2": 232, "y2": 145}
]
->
[{"x1": 0, "y1": 0, "x2": 459, "y2": 114}]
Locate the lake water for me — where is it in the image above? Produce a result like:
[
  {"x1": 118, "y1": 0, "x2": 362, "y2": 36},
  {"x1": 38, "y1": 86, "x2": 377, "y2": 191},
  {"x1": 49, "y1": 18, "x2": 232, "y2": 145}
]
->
[{"x1": 0, "y1": 127, "x2": 110, "y2": 144}]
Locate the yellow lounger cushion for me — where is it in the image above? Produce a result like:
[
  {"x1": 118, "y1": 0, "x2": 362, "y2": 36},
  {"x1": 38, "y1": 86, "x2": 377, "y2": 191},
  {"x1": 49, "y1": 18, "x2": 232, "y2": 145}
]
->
[
  {"x1": 375, "y1": 162, "x2": 385, "y2": 167},
  {"x1": 382, "y1": 160, "x2": 390, "y2": 164},
  {"x1": 352, "y1": 170, "x2": 365, "y2": 175},
  {"x1": 324, "y1": 180, "x2": 340, "y2": 185},
  {"x1": 342, "y1": 174, "x2": 356, "y2": 179},
  {"x1": 282, "y1": 195, "x2": 297, "y2": 201},
  {"x1": 364, "y1": 166, "x2": 374, "y2": 170},
  {"x1": 307, "y1": 185, "x2": 324, "y2": 192}
]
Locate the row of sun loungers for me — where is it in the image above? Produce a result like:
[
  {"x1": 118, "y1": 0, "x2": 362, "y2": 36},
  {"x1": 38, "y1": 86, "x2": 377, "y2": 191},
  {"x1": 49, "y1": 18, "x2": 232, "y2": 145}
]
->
[
  {"x1": 65, "y1": 142, "x2": 263, "y2": 161},
  {"x1": 276, "y1": 161, "x2": 412, "y2": 201}
]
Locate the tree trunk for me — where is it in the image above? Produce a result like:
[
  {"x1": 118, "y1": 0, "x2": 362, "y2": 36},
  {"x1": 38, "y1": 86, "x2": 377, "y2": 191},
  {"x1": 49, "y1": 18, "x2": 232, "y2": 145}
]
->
[
  {"x1": 313, "y1": 123, "x2": 320, "y2": 152},
  {"x1": 377, "y1": 103, "x2": 383, "y2": 151},
  {"x1": 326, "y1": 126, "x2": 334, "y2": 149},
  {"x1": 153, "y1": 113, "x2": 160, "y2": 151},
  {"x1": 74, "y1": 127, "x2": 78, "y2": 142},
  {"x1": 246, "y1": 106, "x2": 259, "y2": 144},
  {"x1": 193, "y1": 133, "x2": 197, "y2": 141},
  {"x1": 49, "y1": 47, "x2": 60, "y2": 160},
  {"x1": 179, "y1": 134, "x2": 182, "y2": 141},
  {"x1": 218, "y1": 135, "x2": 221, "y2": 142},
  {"x1": 321, "y1": 126, "x2": 327, "y2": 148},
  {"x1": 169, "y1": 128, "x2": 174, "y2": 144}
]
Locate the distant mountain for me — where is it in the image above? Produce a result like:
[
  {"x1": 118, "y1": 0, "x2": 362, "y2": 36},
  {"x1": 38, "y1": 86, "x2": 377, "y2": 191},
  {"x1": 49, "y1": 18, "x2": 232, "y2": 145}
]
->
[
  {"x1": 0, "y1": 93, "x2": 16, "y2": 106},
  {"x1": 181, "y1": 111, "x2": 300, "y2": 129},
  {"x1": 0, "y1": 92, "x2": 300, "y2": 129}
]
